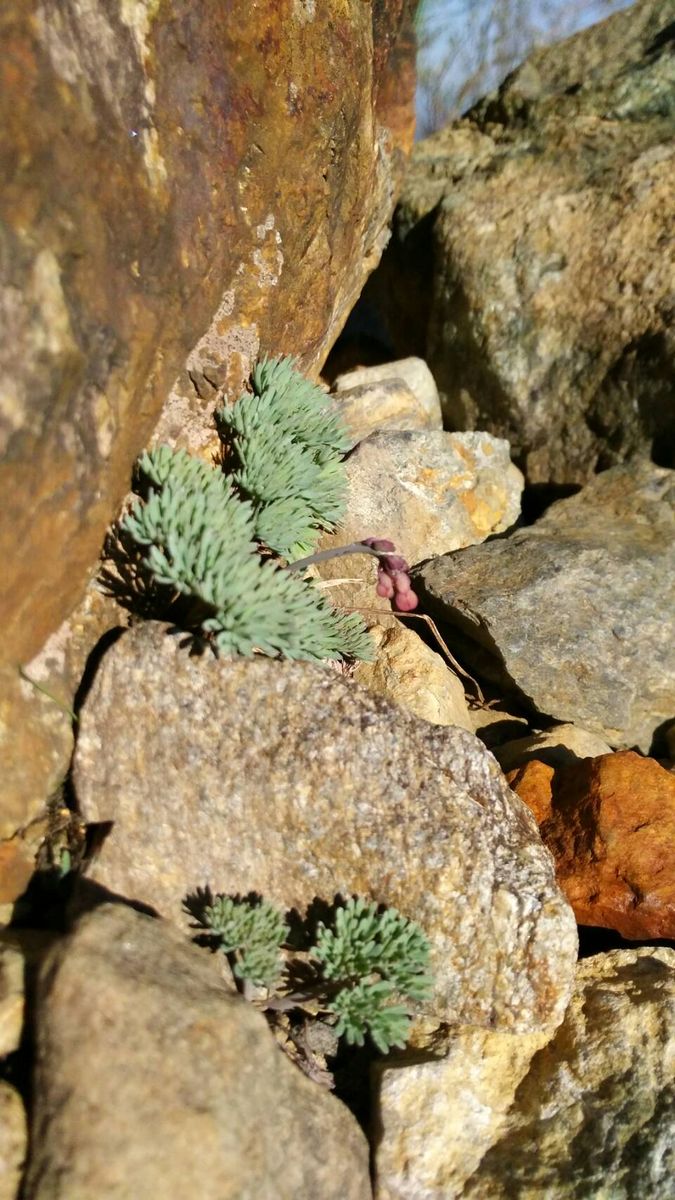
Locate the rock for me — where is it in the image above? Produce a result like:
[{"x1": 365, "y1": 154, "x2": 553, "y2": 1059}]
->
[
  {"x1": 506, "y1": 760, "x2": 556, "y2": 827},
  {"x1": 373, "y1": 1025, "x2": 551, "y2": 1199},
  {"x1": 0, "y1": 584, "x2": 121, "y2": 847},
  {"x1": 0, "y1": 944, "x2": 24, "y2": 1058},
  {"x1": 353, "y1": 623, "x2": 473, "y2": 730},
  {"x1": 0, "y1": 1082, "x2": 26, "y2": 1200},
  {"x1": 417, "y1": 461, "x2": 675, "y2": 751},
  {"x1": 510, "y1": 751, "x2": 675, "y2": 940},
  {"x1": 73, "y1": 622, "x2": 577, "y2": 1033},
  {"x1": 375, "y1": 947, "x2": 675, "y2": 1199},
  {"x1": 365, "y1": 0, "x2": 675, "y2": 484},
  {"x1": 333, "y1": 380, "x2": 437, "y2": 447},
  {"x1": 462, "y1": 948, "x2": 675, "y2": 1198},
  {"x1": 494, "y1": 723, "x2": 613, "y2": 772},
  {"x1": 332, "y1": 357, "x2": 442, "y2": 439},
  {"x1": 24, "y1": 903, "x2": 370, "y2": 1200},
  {"x1": 316, "y1": 429, "x2": 523, "y2": 614},
  {"x1": 0, "y1": 0, "x2": 417, "y2": 668},
  {"x1": 468, "y1": 705, "x2": 531, "y2": 752}
]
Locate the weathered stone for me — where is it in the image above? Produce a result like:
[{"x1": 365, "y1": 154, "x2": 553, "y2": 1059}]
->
[
  {"x1": 73, "y1": 622, "x2": 577, "y2": 1032},
  {"x1": 354, "y1": 623, "x2": 473, "y2": 729},
  {"x1": 365, "y1": 0, "x2": 675, "y2": 484},
  {"x1": 334, "y1": 379, "x2": 436, "y2": 447},
  {"x1": 468, "y1": 705, "x2": 530, "y2": 752},
  {"x1": 375, "y1": 947, "x2": 675, "y2": 1199},
  {"x1": 0, "y1": 944, "x2": 24, "y2": 1058},
  {"x1": 332, "y1": 357, "x2": 442, "y2": 440},
  {"x1": 0, "y1": 584, "x2": 119, "y2": 848},
  {"x1": 417, "y1": 462, "x2": 675, "y2": 751},
  {"x1": 462, "y1": 948, "x2": 675, "y2": 1199},
  {"x1": 25, "y1": 903, "x2": 370, "y2": 1200},
  {"x1": 0, "y1": 0, "x2": 417, "y2": 668},
  {"x1": 0, "y1": 1082, "x2": 26, "y2": 1200},
  {"x1": 506, "y1": 760, "x2": 556, "y2": 827},
  {"x1": 373, "y1": 1026, "x2": 551, "y2": 1199},
  {"x1": 317, "y1": 429, "x2": 523, "y2": 614},
  {"x1": 494, "y1": 723, "x2": 613, "y2": 773},
  {"x1": 511, "y1": 751, "x2": 675, "y2": 940}
]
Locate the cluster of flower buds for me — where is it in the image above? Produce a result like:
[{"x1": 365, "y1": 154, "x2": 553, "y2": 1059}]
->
[{"x1": 361, "y1": 538, "x2": 419, "y2": 613}]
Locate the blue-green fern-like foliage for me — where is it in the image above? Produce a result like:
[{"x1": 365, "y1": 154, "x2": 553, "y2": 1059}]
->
[
  {"x1": 218, "y1": 355, "x2": 350, "y2": 559},
  {"x1": 198, "y1": 893, "x2": 433, "y2": 1055},
  {"x1": 121, "y1": 358, "x2": 373, "y2": 662}
]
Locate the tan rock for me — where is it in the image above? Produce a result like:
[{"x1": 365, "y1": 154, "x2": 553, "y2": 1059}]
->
[
  {"x1": 25, "y1": 904, "x2": 370, "y2": 1200},
  {"x1": 0, "y1": 0, "x2": 417, "y2": 669},
  {"x1": 0, "y1": 944, "x2": 24, "y2": 1058},
  {"x1": 375, "y1": 947, "x2": 675, "y2": 1198},
  {"x1": 463, "y1": 947, "x2": 675, "y2": 1198},
  {"x1": 316, "y1": 430, "x2": 523, "y2": 614},
  {"x1": 373, "y1": 1025, "x2": 551, "y2": 1199},
  {"x1": 495, "y1": 723, "x2": 613, "y2": 772},
  {"x1": 510, "y1": 750, "x2": 675, "y2": 938},
  {"x1": 0, "y1": 1082, "x2": 26, "y2": 1200},
  {"x1": 354, "y1": 624, "x2": 473, "y2": 729},
  {"x1": 74, "y1": 622, "x2": 577, "y2": 1033},
  {"x1": 332, "y1": 357, "x2": 442, "y2": 437},
  {"x1": 334, "y1": 379, "x2": 437, "y2": 447},
  {"x1": 0, "y1": 584, "x2": 118, "y2": 849}
]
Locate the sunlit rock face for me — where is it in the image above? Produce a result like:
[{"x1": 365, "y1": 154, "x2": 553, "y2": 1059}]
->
[{"x1": 0, "y1": 0, "x2": 417, "y2": 667}]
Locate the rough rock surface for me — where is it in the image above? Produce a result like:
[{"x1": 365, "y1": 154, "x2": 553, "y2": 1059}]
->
[
  {"x1": 0, "y1": 1082, "x2": 25, "y2": 1200},
  {"x1": 509, "y1": 751, "x2": 675, "y2": 939},
  {"x1": 334, "y1": 379, "x2": 437, "y2": 447},
  {"x1": 0, "y1": 584, "x2": 119, "y2": 845},
  {"x1": 73, "y1": 622, "x2": 577, "y2": 1032},
  {"x1": 24, "y1": 903, "x2": 370, "y2": 1200},
  {"x1": 494, "y1": 723, "x2": 613, "y2": 773},
  {"x1": 0, "y1": 0, "x2": 417, "y2": 668},
  {"x1": 353, "y1": 623, "x2": 473, "y2": 729},
  {"x1": 0, "y1": 943, "x2": 25, "y2": 1058},
  {"x1": 417, "y1": 462, "x2": 675, "y2": 751},
  {"x1": 317, "y1": 429, "x2": 523, "y2": 614},
  {"x1": 365, "y1": 0, "x2": 675, "y2": 484},
  {"x1": 332, "y1": 357, "x2": 442, "y2": 441},
  {"x1": 463, "y1": 948, "x2": 675, "y2": 1199},
  {"x1": 374, "y1": 1025, "x2": 551, "y2": 1199},
  {"x1": 374, "y1": 947, "x2": 675, "y2": 1199}
]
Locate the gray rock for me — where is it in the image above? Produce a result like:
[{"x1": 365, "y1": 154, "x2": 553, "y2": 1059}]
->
[
  {"x1": 24, "y1": 904, "x2": 370, "y2": 1200},
  {"x1": 418, "y1": 462, "x2": 675, "y2": 751},
  {"x1": 374, "y1": 947, "x2": 675, "y2": 1199},
  {"x1": 73, "y1": 622, "x2": 577, "y2": 1033},
  {"x1": 367, "y1": 0, "x2": 675, "y2": 484}
]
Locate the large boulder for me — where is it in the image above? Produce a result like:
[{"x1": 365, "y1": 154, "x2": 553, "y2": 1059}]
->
[
  {"x1": 24, "y1": 903, "x2": 370, "y2": 1200},
  {"x1": 364, "y1": 0, "x2": 675, "y2": 484},
  {"x1": 0, "y1": 0, "x2": 417, "y2": 669},
  {"x1": 0, "y1": 0, "x2": 418, "y2": 842},
  {"x1": 73, "y1": 621, "x2": 577, "y2": 1033}
]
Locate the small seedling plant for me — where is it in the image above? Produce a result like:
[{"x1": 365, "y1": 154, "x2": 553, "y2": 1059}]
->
[{"x1": 196, "y1": 893, "x2": 433, "y2": 1056}]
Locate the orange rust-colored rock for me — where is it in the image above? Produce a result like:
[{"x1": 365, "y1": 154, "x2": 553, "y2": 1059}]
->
[
  {"x1": 509, "y1": 751, "x2": 675, "y2": 939},
  {"x1": 0, "y1": 0, "x2": 417, "y2": 670},
  {"x1": 506, "y1": 760, "x2": 555, "y2": 826}
]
